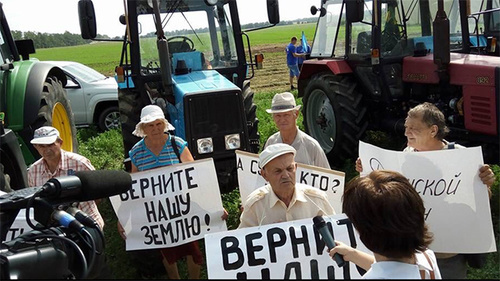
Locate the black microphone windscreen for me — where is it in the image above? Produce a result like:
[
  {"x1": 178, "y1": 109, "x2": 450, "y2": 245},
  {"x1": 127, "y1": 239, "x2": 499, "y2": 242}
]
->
[
  {"x1": 75, "y1": 170, "x2": 131, "y2": 201},
  {"x1": 313, "y1": 215, "x2": 326, "y2": 226}
]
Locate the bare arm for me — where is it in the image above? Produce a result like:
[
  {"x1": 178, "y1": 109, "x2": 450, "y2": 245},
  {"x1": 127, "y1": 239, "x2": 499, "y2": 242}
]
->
[
  {"x1": 479, "y1": 164, "x2": 495, "y2": 198},
  {"x1": 180, "y1": 146, "x2": 195, "y2": 163},
  {"x1": 329, "y1": 240, "x2": 374, "y2": 271}
]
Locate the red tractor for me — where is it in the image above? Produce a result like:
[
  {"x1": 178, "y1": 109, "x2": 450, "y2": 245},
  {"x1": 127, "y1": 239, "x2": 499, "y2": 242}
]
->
[{"x1": 299, "y1": 0, "x2": 500, "y2": 168}]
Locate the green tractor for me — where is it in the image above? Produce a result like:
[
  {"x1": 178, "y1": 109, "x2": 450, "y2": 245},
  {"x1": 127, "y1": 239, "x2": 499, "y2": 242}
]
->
[
  {"x1": 0, "y1": 1, "x2": 78, "y2": 191},
  {"x1": 78, "y1": 0, "x2": 280, "y2": 193}
]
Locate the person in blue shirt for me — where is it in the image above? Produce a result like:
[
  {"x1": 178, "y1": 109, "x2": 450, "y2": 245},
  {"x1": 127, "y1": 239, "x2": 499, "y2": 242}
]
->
[
  {"x1": 296, "y1": 40, "x2": 310, "y2": 71},
  {"x1": 286, "y1": 36, "x2": 305, "y2": 90}
]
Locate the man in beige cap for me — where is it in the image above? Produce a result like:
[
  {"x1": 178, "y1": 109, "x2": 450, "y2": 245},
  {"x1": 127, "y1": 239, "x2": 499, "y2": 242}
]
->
[
  {"x1": 238, "y1": 143, "x2": 335, "y2": 228},
  {"x1": 27, "y1": 126, "x2": 104, "y2": 230},
  {"x1": 264, "y1": 92, "x2": 330, "y2": 169}
]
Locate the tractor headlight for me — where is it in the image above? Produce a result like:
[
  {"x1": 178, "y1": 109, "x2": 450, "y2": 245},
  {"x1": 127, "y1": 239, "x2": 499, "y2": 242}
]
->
[
  {"x1": 225, "y1": 134, "x2": 241, "y2": 150},
  {"x1": 197, "y1": 137, "x2": 213, "y2": 154}
]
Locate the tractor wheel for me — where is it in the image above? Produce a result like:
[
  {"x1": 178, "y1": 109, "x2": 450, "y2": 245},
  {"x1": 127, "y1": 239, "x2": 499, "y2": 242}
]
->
[
  {"x1": 242, "y1": 80, "x2": 260, "y2": 153},
  {"x1": 117, "y1": 89, "x2": 143, "y2": 165},
  {"x1": 28, "y1": 76, "x2": 78, "y2": 154},
  {"x1": 98, "y1": 106, "x2": 121, "y2": 131},
  {"x1": 302, "y1": 73, "x2": 368, "y2": 168}
]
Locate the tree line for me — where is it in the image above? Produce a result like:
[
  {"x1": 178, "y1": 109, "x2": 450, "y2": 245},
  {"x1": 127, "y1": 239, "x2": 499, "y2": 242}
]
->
[
  {"x1": 10, "y1": 30, "x2": 118, "y2": 49},
  {"x1": 10, "y1": 17, "x2": 316, "y2": 49}
]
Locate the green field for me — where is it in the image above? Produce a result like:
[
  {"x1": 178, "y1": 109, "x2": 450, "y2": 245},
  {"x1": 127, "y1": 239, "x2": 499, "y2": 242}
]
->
[{"x1": 33, "y1": 23, "x2": 315, "y2": 77}]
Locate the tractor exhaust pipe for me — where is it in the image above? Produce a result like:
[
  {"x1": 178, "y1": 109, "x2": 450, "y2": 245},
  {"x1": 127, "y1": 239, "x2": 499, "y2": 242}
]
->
[
  {"x1": 152, "y1": 0, "x2": 174, "y2": 96},
  {"x1": 433, "y1": 0, "x2": 450, "y2": 83}
]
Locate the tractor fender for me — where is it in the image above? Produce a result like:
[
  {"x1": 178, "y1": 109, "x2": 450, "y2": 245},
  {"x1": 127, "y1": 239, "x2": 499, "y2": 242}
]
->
[
  {"x1": 298, "y1": 59, "x2": 353, "y2": 97},
  {"x1": 23, "y1": 62, "x2": 67, "y2": 127}
]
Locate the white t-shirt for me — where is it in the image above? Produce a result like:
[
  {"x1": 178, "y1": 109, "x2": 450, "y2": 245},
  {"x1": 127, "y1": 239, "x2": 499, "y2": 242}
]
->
[{"x1": 362, "y1": 249, "x2": 442, "y2": 279}]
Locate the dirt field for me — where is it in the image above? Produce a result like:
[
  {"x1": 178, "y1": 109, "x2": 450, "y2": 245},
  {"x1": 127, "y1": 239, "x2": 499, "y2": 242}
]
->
[{"x1": 247, "y1": 43, "x2": 293, "y2": 94}]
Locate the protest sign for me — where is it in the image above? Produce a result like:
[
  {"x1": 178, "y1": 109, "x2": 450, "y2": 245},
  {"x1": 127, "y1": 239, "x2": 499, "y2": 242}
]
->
[
  {"x1": 358, "y1": 141, "x2": 496, "y2": 253},
  {"x1": 205, "y1": 213, "x2": 371, "y2": 279},
  {"x1": 236, "y1": 150, "x2": 345, "y2": 212},
  {"x1": 109, "y1": 158, "x2": 227, "y2": 251},
  {"x1": 0, "y1": 190, "x2": 31, "y2": 242}
]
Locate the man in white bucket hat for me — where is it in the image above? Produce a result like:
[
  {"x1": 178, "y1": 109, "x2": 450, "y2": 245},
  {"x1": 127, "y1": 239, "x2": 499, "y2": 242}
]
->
[
  {"x1": 264, "y1": 92, "x2": 330, "y2": 169},
  {"x1": 238, "y1": 143, "x2": 335, "y2": 228}
]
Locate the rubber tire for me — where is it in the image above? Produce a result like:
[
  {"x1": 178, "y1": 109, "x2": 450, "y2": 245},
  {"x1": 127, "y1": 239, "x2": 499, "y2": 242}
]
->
[
  {"x1": 98, "y1": 106, "x2": 121, "y2": 131},
  {"x1": 302, "y1": 73, "x2": 368, "y2": 168},
  {"x1": 27, "y1": 76, "x2": 78, "y2": 154},
  {"x1": 118, "y1": 89, "x2": 143, "y2": 164},
  {"x1": 242, "y1": 80, "x2": 260, "y2": 153}
]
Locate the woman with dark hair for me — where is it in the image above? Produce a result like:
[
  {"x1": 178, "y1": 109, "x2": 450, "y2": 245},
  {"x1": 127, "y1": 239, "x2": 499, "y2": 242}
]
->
[{"x1": 329, "y1": 170, "x2": 441, "y2": 279}]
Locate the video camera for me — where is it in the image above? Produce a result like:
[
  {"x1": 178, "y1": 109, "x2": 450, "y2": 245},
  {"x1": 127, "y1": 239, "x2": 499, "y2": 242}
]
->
[{"x1": 0, "y1": 170, "x2": 131, "y2": 279}]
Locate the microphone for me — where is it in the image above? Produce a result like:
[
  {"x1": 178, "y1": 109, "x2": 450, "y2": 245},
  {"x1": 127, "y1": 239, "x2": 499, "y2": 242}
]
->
[
  {"x1": 74, "y1": 170, "x2": 132, "y2": 201},
  {"x1": 313, "y1": 215, "x2": 345, "y2": 267},
  {"x1": 0, "y1": 170, "x2": 131, "y2": 210}
]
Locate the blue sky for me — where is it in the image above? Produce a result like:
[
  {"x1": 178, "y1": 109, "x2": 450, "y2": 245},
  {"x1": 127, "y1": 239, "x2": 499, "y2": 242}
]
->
[{"x1": 3, "y1": 0, "x2": 321, "y2": 37}]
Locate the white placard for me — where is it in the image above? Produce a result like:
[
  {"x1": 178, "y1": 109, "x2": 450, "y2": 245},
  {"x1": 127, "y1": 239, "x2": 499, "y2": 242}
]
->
[
  {"x1": 205, "y1": 213, "x2": 372, "y2": 279},
  {"x1": 236, "y1": 150, "x2": 345, "y2": 213},
  {"x1": 358, "y1": 141, "x2": 496, "y2": 253},
  {"x1": 110, "y1": 158, "x2": 227, "y2": 251}
]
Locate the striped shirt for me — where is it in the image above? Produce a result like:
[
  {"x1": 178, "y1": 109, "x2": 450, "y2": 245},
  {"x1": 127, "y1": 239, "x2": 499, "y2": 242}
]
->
[
  {"x1": 27, "y1": 150, "x2": 105, "y2": 230},
  {"x1": 129, "y1": 134, "x2": 186, "y2": 171}
]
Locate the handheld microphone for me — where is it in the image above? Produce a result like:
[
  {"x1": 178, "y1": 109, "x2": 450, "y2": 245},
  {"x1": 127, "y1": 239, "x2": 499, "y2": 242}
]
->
[{"x1": 313, "y1": 215, "x2": 345, "y2": 267}]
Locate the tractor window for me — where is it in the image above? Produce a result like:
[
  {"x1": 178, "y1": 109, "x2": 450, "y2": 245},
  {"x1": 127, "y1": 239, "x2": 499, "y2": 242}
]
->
[
  {"x1": 137, "y1": 3, "x2": 238, "y2": 73},
  {"x1": 210, "y1": 4, "x2": 238, "y2": 69},
  {"x1": 311, "y1": 0, "x2": 344, "y2": 58},
  {"x1": 0, "y1": 23, "x2": 14, "y2": 64},
  {"x1": 380, "y1": 0, "x2": 405, "y2": 54},
  {"x1": 491, "y1": 8, "x2": 500, "y2": 32},
  {"x1": 351, "y1": 0, "x2": 373, "y2": 55}
]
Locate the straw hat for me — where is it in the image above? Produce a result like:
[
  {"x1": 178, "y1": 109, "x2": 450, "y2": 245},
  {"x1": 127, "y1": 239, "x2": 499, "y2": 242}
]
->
[{"x1": 266, "y1": 92, "x2": 301, "y2": 114}]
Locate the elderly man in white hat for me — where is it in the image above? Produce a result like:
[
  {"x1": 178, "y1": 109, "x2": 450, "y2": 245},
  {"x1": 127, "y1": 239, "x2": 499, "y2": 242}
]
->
[
  {"x1": 27, "y1": 126, "x2": 105, "y2": 230},
  {"x1": 264, "y1": 92, "x2": 330, "y2": 169},
  {"x1": 238, "y1": 143, "x2": 335, "y2": 228}
]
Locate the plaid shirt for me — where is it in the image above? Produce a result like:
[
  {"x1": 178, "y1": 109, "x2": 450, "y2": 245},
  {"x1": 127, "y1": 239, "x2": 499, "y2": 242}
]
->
[{"x1": 27, "y1": 150, "x2": 104, "y2": 230}]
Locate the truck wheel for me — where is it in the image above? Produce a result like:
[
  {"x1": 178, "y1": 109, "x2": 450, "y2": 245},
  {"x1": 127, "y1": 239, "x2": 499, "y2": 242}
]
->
[
  {"x1": 242, "y1": 81, "x2": 260, "y2": 153},
  {"x1": 98, "y1": 106, "x2": 121, "y2": 131},
  {"x1": 30, "y1": 76, "x2": 78, "y2": 153},
  {"x1": 302, "y1": 73, "x2": 367, "y2": 168}
]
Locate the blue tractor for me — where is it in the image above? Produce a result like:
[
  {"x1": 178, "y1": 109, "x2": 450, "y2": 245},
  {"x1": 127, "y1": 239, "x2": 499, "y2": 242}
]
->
[{"x1": 78, "y1": 0, "x2": 280, "y2": 193}]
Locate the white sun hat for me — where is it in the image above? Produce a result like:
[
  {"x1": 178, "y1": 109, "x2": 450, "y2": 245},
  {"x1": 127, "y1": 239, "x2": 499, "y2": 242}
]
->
[
  {"x1": 259, "y1": 143, "x2": 296, "y2": 169},
  {"x1": 266, "y1": 92, "x2": 301, "y2": 114},
  {"x1": 132, "y1": 105, "x2": 175, "y2": 137}
]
